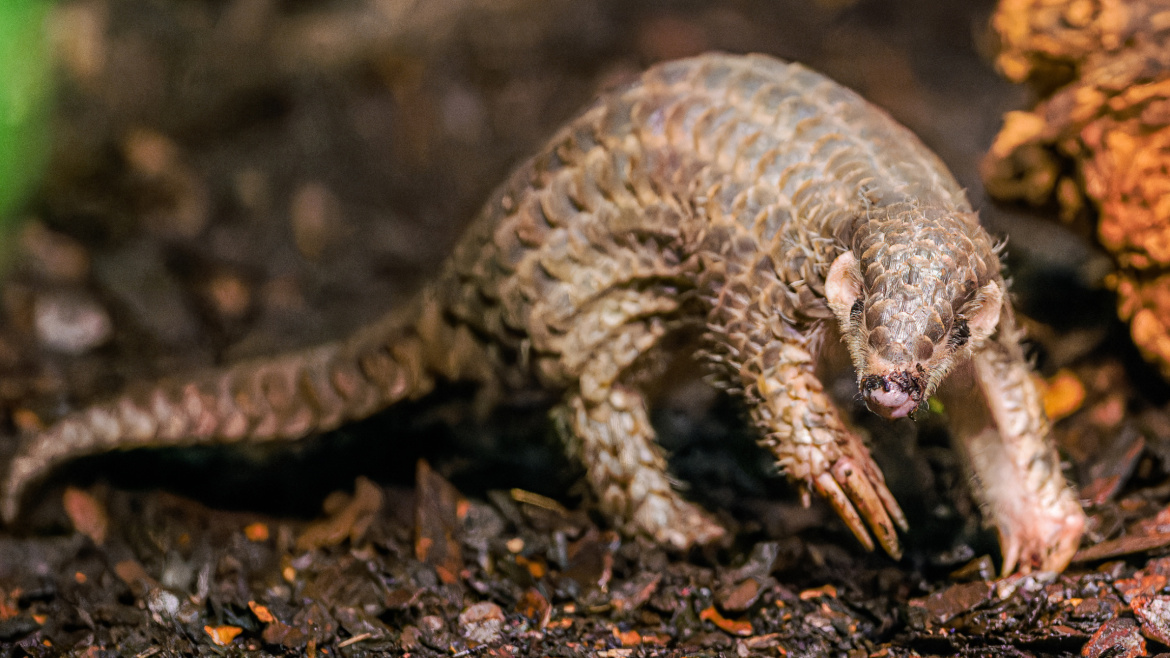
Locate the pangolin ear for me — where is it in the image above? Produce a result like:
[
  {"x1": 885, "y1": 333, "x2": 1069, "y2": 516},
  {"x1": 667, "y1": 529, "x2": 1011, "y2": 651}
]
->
[
  {"x1": 967, "y1": 280, "x2": 1003, "y2": 339},
  {"x1": 825, "y1": 251, "x2": 862, "y2": 323}
]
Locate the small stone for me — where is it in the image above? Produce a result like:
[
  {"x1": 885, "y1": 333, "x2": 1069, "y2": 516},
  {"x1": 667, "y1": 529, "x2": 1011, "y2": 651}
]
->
[
  {"x1": 418, "y1": 615, "x2": 445, "y2": 633},
  {"x1": 122, "y1": 128, "x2": 210, "y2": 239},
  {"x1": 49, "y1": 1, "x2": 108, "y2": 82},
  {"x1": 146, "y1": 588, "x2": 181, "y2": 620},
  {"x1": 62, "y1": 486, "x2": 108, "y2": 545},
  {"x1": 123, "y1": 127, "x2": 177, "y2": 178},
  {"x1": 720, "y1": 578, "x2": 762, "y2": 612},
  {"x1": 33, "y1": 289, "x2": 112, "y2": 354},
  {"x1": 399, "y1": 625, "x2": 422, "y2": 650},
  {"x1": 233, "y1": 168, "x2": 271, "y2": 213},
  {"x1": 458, "y1": 601, "x2": 505, "y2": 644}
]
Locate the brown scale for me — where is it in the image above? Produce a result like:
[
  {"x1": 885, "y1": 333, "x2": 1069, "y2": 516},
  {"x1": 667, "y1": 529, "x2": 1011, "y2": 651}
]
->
[{"x1": 3, "y1": 54, "x2": 1084, "y2": 573}]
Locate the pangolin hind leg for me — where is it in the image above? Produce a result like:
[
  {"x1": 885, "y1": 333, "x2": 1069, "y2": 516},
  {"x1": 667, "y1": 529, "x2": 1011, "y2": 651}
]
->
[
  {"x1": 556, "y1": 384, "x2": 725, "y2": 549},
  {"x1": 544, "y1": 288, "x2": 725, "y2": 549}
]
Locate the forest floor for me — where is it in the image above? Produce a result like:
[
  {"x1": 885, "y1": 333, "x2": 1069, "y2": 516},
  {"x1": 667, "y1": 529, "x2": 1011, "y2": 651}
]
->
[{"x1": 0, "y1": 0, "x2": 1166, "y2": 656}]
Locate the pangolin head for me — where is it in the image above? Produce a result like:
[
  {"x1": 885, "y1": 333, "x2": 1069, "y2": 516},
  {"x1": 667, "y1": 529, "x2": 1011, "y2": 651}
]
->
[{"x1": 825, "y1": 204, "x2": 1003, "y2": 420}]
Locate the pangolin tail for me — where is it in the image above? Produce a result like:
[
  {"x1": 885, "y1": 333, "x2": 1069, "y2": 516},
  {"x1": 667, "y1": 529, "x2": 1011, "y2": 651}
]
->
[{"x1": 1, "y1": 286, "x2": 481, "y2": 523}]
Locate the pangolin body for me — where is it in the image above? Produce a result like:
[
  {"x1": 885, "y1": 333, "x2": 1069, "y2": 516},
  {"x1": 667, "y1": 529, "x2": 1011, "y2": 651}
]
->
[{"x1": 2, "y1": 53, "x2": 1086, "y2": 573}]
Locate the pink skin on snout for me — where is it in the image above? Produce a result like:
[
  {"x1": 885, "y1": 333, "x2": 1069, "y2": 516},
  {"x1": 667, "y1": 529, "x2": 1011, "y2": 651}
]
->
[{"x1": 863, "y1": 379, "x2": 919, "y2": 419}]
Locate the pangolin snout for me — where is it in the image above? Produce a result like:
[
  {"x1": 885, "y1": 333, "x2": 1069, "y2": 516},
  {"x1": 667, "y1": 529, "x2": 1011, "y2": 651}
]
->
[{"x1": 861, "y1": 373, "x2": 922, "y2": 419}]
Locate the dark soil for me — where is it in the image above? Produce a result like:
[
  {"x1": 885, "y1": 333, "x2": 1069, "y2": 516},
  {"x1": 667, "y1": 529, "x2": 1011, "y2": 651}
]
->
[{"x1": 0, "y1": 0, "x2": 1164, "y2": 656}]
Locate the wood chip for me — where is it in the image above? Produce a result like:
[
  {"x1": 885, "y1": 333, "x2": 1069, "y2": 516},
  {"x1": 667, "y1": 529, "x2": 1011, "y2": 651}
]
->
[
  {"x1": 62, "y1": 486, "x2": 107, "y2": 546},
  {"x1": 414, "y1": 460, "x2": 465, "y2": 584},
  {"x1": 204, "y1": 625, "x2": 243, "y2": 646}
]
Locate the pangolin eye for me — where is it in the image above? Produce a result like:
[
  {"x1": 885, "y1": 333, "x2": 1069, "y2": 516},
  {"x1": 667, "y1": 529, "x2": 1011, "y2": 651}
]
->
[
  {"x1": 849, "y1": 299, "x2": 864, "y2": 324},
  {"x1": 949, "y1": 318, "x2": 970, "y2": 348}
]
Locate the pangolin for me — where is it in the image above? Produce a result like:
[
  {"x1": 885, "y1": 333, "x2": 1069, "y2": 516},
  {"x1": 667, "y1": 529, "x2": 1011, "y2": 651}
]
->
[{"x1": 1, "y1": 53, "x2": 1086, "y2": 574}]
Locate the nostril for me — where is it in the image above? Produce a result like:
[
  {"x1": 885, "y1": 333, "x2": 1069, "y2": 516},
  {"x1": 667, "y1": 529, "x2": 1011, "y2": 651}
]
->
[{"x1": 861, "y1": 374, "x2": 885, "y2": 391}]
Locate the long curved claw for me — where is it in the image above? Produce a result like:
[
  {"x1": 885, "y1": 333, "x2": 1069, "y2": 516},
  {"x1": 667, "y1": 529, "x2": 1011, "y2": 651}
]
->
[
  {"x1": 841, "y1": 432, "x2": 908, "y2": 533},
  {"x1": 872, "y1": 474, "x2": 908, "y2": 532},
  {"x1": 814, "y1": 471, "x2": 875, "y2": 552},
  {"x1": 1000, "y1": 536, "x2": 1021, "y2": 577},
  {"x1": 832, "y1": 458, "x2": 903, "y2": 559}
]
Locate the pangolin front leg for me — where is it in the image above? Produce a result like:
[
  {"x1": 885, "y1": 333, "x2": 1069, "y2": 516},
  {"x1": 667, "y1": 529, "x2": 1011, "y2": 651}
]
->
[
  {"x1": 752, "y1": 337, "x2": 907, "y2": 557},
  {"x1": 710, "y1": 295, "x2": 908, "y2": 557},
  {"x1": 938, "y1": 326, "x2": 1086, "y2": 574}
]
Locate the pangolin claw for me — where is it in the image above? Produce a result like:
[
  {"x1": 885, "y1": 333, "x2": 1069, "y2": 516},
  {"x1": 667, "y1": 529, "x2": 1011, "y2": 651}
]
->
[
  {"x1": 832, "y1": 458, "x2": 904, "y2": 559},
  {"x1": 814, "y1": 456, "x2": 905, "y2": 560},
  {"x1": 815, "y1": 471, "x2": 876, "y2": 553}
]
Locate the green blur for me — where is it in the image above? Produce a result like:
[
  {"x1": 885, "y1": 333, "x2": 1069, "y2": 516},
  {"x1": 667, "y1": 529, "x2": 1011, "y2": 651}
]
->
[{"x1": 0, "y1": 0, "x2": 52, "y2": 230}]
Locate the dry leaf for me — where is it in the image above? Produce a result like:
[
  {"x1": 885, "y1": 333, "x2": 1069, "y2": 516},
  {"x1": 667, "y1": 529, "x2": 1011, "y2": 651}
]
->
[
  {"x1": 249, "y1": 601, "x2": 275, "y2": 624},
  {"x1": 63, "y1": 487, "x2": 107, "y2": 545},
  {"x1": 699, "y1": 606, "x2": 753, "y2": 636},
  {"x1": 1043, "y1": 370, "x2": 1085, "y2": 421},
  {"x1": 414, "y1": 460, "x2": 465, "y2": 584},
  {"x1": 798, "y1": 584, "x2": 837, "y2": 600},
  {"x1": 244, "y1": 522, "x2": 269, "y2": 542},
  {"x1": 204, "y1": 625, "x2": 243, "y2": 646},
  {"x1": 295, "y1": 476, "x2": 384, "y2": 551},
  {"x1": 113, "y1": 560, "x2": 159, "y2": 596},
  {"x1": 613, "y1": 627, "x2": 641, "y2": 646}
]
